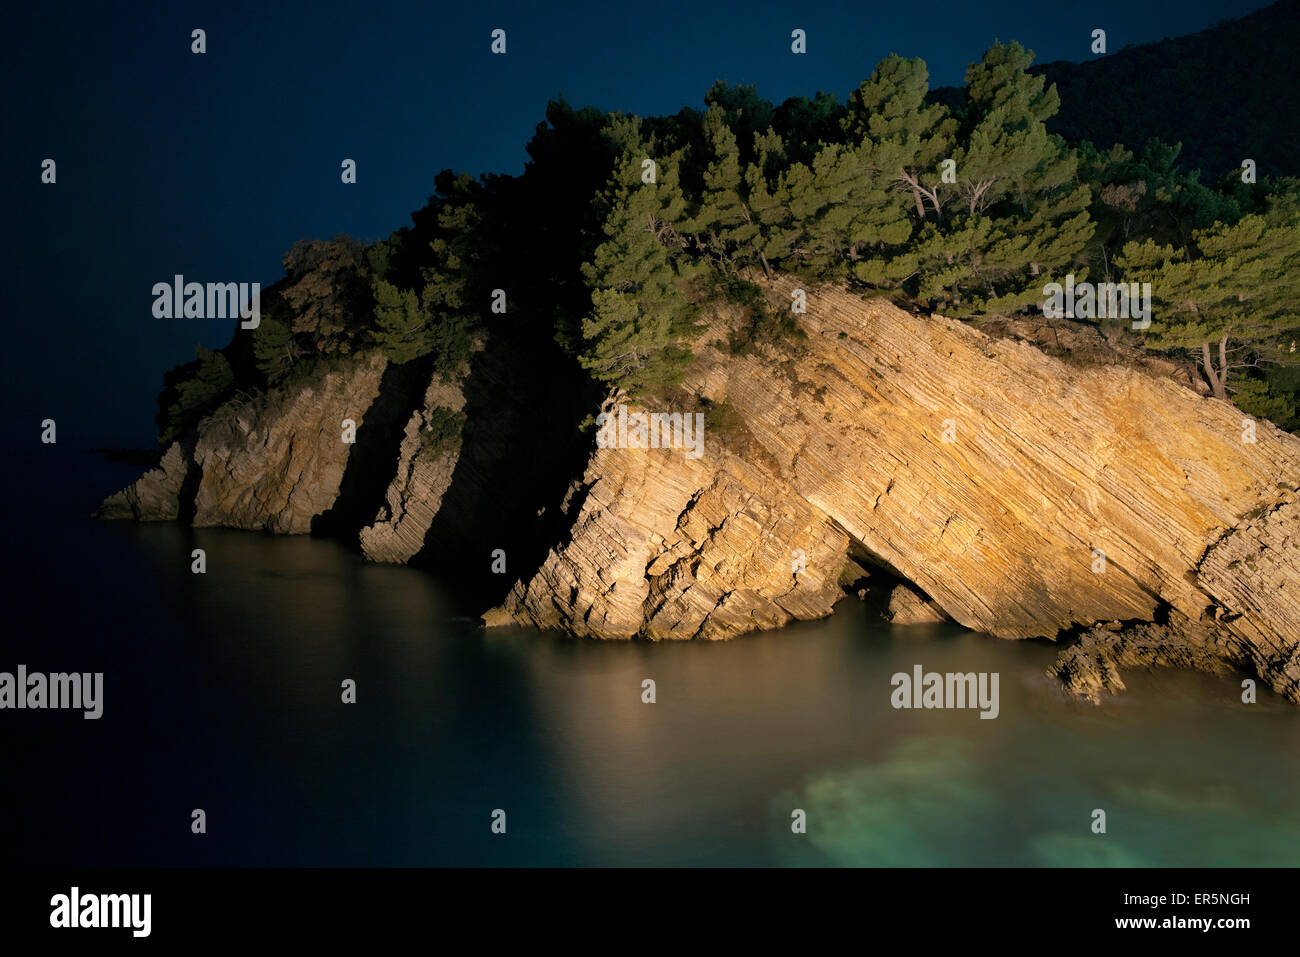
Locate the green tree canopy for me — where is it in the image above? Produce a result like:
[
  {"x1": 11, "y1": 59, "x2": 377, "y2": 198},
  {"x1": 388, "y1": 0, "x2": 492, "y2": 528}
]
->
[
  {"x1": 579, "y1": 115, "x2": 701, "y2": 396},
  {"x1": 1118, "y1": 193, "x2": 1300, "y2": 400}
]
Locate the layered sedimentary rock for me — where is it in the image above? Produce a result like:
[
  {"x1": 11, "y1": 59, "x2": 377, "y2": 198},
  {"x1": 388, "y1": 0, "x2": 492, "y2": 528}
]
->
[
  {"x1": 482, "y1": 431, "x2": 851, "y2": 638},
  {"x1": 98, "y1": 353, "x2": 388, "y2": 532},
  {"x1": 489, "y1": 277, "x2": 1300, "y2": 700}
]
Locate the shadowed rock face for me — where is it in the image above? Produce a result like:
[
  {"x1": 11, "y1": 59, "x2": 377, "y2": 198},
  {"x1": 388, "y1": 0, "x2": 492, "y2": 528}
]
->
[
  {"x1": 406, "y1": 321, "x2": 598, "y2": 613},
  {"x1": 488, "y1": 277, "x2": 1300, "y2": 701},
  {"x1": 356, "y1": 362, "x2": 467, "y2": 564},
  {"x1": 316, "y1": 352, "x2": 440, "y2": 549},
  {"x1": 886, "y1": 584, "x2": 949, "y2": 625},
  {"x1": 97, "y1": 323, "x2": 594, "y2": 601},
  {"x1": 97, "y1": 276, "x2": 1300, "y2": 701}
]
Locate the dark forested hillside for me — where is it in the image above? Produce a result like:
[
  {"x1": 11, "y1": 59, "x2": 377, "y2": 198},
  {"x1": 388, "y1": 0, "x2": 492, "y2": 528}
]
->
[{"x1": 1037, "y1": 0, "x2": 1300, "y2": 178}]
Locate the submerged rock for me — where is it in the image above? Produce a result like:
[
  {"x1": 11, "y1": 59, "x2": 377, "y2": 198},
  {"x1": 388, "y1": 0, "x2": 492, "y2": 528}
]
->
[
  {"x1": 885, "y1": 584, "x2": 949, "y2": 625},
  {"x1": 1049, "y1": 615, "x2": 1250, "y2": 703}
]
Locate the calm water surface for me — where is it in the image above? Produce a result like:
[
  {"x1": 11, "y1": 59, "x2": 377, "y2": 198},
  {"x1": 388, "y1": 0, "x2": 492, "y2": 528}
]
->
[{"x1": 4, "y1": 449, "x2": 1298, "y2": 866}]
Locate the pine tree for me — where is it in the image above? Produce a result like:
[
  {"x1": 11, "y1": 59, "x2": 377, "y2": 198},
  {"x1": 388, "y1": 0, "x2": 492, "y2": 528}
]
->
[
  {"x1": 1118, "y1": 196, "x2": 1300, "y2": 400},
  {"x1": 370, "y1": 172, "x2": 482, "y2": 372},
  {"x1": 252, "y1": 316, "x2": 297, "y2": 383},
  {"x1": 159, "y1": 345, "x2": 235, "y2": 443},
  {"x1": 909, "y1": 42, "x2": 1093, "y2": 313},
  {"x1": 773, "y1": 91, "x2": 847, "y2": 166},
  {"x1": 277, "y1": 236, "x2": 374, "y2": 353},
  {"x1": 844, "y1": 55, "x2": 955, "y2": 223},
  {"x1": 1078, "y1": 139, "x2": 1246, "y2": 289},
  {"x1": 745, "y1": 129, "x2": 800, "y2": 275},
  {"x1": 579, "y1": 115, "x2": 700, "y2": 396},
  {"x1": 371, "y1": 281, "x2": 433, "y2": 365},
  {"x1": 702, "y1": 82, "x2": 776, "y2": 169},
  {"x1": 794, "y1": 142, "x2": 914, "y2": 282},
  {"x1": 842, "y1": 56, "x2": 953, "y2": 291},
  {"x1": 687, "y1": 106, "x2": 762, "y2": 274}
]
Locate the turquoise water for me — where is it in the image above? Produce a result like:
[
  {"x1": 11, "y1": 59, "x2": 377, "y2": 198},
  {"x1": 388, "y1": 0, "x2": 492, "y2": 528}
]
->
[{"x1": 6, "y1": 452, "x2": 1299, "y2": 867}]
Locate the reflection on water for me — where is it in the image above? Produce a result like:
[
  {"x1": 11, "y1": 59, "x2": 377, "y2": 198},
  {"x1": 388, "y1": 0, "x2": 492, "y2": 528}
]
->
[{"x1": 5, "y1": 451, "x2": 1300, "y2": 867}]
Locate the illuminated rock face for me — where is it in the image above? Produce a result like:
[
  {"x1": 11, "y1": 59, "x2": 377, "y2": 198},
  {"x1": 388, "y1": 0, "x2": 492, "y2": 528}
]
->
[
  {"x1": 98, "y1": 354, "x2": 388, "y2": 534},
  {"x1": 187, "y1": 353, "x2": 388, "y2": 534},
  {"x1": 489, "y1": 277, "x2": 1300, "y2": 701}
]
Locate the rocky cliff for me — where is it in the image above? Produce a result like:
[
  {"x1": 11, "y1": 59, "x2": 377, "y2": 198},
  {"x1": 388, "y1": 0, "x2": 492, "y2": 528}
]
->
[
  {"x1": 487, "y1": 277, "x2": 1300, "y2": 701},
  {"x1": 98, "y1": 353, "x2": 388, "y2": 532},
  {"x1": 99, "y1": 276, "x2": 1300, "y2": 702}
]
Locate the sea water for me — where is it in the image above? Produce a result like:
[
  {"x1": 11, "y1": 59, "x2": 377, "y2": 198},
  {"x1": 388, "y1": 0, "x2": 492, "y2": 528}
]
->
[{"x1": 3, "y1": 448, "x2": 1297, "y2": 867}]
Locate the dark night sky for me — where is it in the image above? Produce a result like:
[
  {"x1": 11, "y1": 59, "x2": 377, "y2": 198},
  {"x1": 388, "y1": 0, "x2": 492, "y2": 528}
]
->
[{"x1": 2, "y1": 0, "x2": 1275, "y2": 447}]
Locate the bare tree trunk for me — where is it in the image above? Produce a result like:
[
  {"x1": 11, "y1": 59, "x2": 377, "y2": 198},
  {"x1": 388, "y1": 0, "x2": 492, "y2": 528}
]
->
[
  {"x1": 921, "y1": 185, "x2": 943, "y2": 225},
  {"x1": 1201, "y1": 340, "x2": 1228, "y2": 400},
  {"x1": 900, "y1": 168, "x2": 926, "y2": 220},
  {"x1": 758, "y1": 250, "x2": 772, "y2": 280}
]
